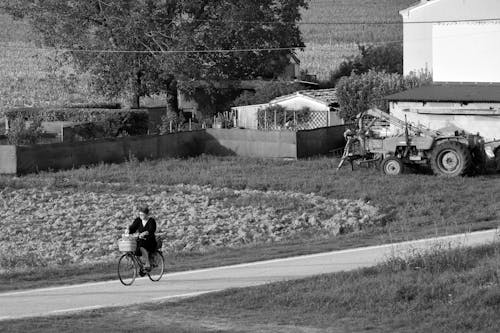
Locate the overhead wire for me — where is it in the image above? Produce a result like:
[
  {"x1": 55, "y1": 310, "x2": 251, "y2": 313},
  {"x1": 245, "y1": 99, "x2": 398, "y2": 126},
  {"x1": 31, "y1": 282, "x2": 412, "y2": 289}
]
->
[
  {"x1": 0, "y1": 43, "x2": 302, "y2": 54},
  {"x1": 180, "y1": 17, "x2": 500, "y2": 25},
  {"x1": 0, "y1": 16, "x2": 498, "y2": 54}
]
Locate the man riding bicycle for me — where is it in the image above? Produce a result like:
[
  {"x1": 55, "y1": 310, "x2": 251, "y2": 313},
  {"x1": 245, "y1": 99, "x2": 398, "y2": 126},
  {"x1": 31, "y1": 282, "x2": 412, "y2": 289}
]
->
[{"x1": 128, "y1": 206, "x2": 157, "y2": 272}]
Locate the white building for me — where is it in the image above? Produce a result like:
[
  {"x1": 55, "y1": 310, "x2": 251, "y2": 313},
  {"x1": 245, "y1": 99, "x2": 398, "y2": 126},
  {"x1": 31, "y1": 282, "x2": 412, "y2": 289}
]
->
[
  {"x1": 401, "y1": 0, "x2": 500, "y2": 81},
  {"x1": 388, "y1": 0, "x2": 500, "y2": 142},
  {"x1": 232, "y1": 89, "x2": 344, "y2": 130}
]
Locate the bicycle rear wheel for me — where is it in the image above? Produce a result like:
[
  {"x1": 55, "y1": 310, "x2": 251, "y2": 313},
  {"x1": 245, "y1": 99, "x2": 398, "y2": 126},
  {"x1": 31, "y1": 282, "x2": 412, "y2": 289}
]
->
[
  {"x1": 148, "y1": 251, "x2": 165, "y2": 282},
  {"x1": 118, "y1": 253, "x2": 137, "y2": 286}
]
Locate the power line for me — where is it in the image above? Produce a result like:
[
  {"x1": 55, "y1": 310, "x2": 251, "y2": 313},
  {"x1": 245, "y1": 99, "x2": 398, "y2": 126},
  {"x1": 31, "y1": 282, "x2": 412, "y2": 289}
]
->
[
  {"x1": 189, "y1": 17, "x2": 500, "y2": 25},
  {"x1": 3, "y1": 24, "x2": 500, "y2": 54},
  {"x1": 3, "y1": 24, "x2": 500, "y2": 55},
  {"x1": 6, "y1": 9, "x2": 499, "y2": 26},
  {"x1": 0, "y1": 43, "x2": 302, "y2": 54}
]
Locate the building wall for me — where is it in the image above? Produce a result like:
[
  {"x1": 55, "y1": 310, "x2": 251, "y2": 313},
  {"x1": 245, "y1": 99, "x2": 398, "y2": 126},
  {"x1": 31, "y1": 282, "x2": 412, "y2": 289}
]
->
[
  {"x1": 401, "y1": 0, "x2": 500, "y2": 80},
  {"x1": 0, "y1": 145, "x2": 16, "y2": 174},
  {"x1": 390, "y1": 101, "x2": 500, "y2": 141},
  {"x1": 204, "y1": 128, "x2": 297, "y2": 159},
  {"x1": 275, "y1": 97, "x2": 328, "y2": 112},
  {"x1": 234, "y1": 104, "x2": 268, "y2": 129},
  {"x1": 234, "y1": 96, "x2": 343, "y2": 130},
  {"x1": 328, "y1": 111, "x2": 344, "y2": 127}
]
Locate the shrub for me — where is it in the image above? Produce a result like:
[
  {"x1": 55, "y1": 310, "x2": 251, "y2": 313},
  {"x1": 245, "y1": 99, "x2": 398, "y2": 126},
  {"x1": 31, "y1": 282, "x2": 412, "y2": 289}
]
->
[
  {"x1": 336, "y1": 70, "x2": 432, "y2": 121},
  {"x1": 158, "y1": 107, "x2": 180, "y2": 134},
  {"x1": 7, "y1": 116, "x2": 43, "y2": 145},
  {"x1": 4, "y1": 107, "x2": 149, "y2": 138},
  {"x1": 158, "y1": 109, "x2": 192, "y2": 134}
]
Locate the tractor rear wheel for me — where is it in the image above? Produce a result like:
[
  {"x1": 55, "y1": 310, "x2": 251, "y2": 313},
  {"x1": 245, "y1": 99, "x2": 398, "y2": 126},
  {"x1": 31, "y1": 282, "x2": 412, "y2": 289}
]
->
[
  {"x1": 381, "y1": 156, "x2": 404, "y2": 175},
  {"x1": 430, "y1": 141, "x2": 472, "y2": 177}
]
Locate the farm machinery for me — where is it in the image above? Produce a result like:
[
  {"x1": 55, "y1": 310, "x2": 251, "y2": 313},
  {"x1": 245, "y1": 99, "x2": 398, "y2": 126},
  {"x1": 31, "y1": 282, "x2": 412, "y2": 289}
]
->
[{"x1": 337, "y1": 108, "x2": 500, "y2": 177}]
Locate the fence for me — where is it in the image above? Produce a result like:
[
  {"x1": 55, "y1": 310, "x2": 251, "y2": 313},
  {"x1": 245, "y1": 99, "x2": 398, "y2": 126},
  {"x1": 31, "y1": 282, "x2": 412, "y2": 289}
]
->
[
  {"x1": 256, "y1": 109, "x2": 340, "y2": 131},
  {"x1": 296, "y1": 125, "x2": 347, "y2": 158},
  {"x1": 0, "y1": 125, "x2": 347, "y2": 175}
]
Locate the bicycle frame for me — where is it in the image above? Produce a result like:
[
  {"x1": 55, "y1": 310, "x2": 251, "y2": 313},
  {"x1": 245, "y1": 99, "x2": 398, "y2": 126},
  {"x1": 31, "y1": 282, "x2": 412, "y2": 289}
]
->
[{"x1": 117, "y1": 248, "x2": 165, "y2": 286}]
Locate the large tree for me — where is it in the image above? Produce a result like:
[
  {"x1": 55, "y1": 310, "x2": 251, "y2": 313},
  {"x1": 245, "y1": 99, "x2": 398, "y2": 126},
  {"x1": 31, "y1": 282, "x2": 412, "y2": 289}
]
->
[{"x1": 1, "y1": 0, "x2": 308, "y2": 108}]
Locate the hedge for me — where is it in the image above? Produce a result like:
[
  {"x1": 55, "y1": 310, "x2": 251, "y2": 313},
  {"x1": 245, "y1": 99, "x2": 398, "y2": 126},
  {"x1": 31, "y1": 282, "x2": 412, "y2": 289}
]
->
[{"x1": 4, "y1": 107, "x2": 149, "y2": 138}]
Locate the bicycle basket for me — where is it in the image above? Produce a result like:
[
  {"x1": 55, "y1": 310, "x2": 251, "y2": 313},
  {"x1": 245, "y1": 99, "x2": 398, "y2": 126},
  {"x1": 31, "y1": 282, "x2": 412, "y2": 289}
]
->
[{"x1": 118, "y1": 239, "x2": 137, "y2": 252}]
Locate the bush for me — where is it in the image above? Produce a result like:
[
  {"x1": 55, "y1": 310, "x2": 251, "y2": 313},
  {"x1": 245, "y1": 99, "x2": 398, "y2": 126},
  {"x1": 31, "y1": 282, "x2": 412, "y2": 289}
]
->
[
  {"x1": 336, "y1": 70, "x2": 432, "y2": 121},
  {"x1": 158, "y1": 108, "x2": 190, "y2": 134},
  {"x1": 5, "y1": 107, "x2": 149, "y2": 138},
  {"x1": 7, "y1": 116, "x2": 43, "y2": 145}
]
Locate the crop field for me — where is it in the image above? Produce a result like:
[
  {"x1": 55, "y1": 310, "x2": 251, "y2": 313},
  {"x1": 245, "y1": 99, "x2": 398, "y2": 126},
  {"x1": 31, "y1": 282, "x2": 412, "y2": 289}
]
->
[
  {"x1": 298, "y1": 42, "x2": 359, "y2": 81},
  {"x1": 0, "y1": 14, "x2": 110, "y2": 109},
  {"x1": 300, "y1": 0, "x2": 416, "y2": 79},
  {"x1": 0, "y1": 182, "x2": 381, "y2": 272},
  {"x1": 0, "y1": 42, "x2": 100, "y2": 108},
  {"x1": 301, "y1": 0, "x2": 416, "y2": 44}
]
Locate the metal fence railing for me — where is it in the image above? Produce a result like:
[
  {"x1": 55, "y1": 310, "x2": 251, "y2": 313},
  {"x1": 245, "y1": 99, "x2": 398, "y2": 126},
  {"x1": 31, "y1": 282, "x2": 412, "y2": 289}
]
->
[{"x1": 257, "y1": 110, "x2": 329, "y2": 131}]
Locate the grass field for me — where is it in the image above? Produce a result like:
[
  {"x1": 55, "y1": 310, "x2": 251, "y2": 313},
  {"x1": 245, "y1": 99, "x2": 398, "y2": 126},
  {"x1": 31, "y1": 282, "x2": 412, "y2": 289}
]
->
[
  {"x1": 1, "y1": 156, "x2": 499, "y2": 291},
  {"x1": 2, "y1": 243, "x2": 500, "y2": 332}
]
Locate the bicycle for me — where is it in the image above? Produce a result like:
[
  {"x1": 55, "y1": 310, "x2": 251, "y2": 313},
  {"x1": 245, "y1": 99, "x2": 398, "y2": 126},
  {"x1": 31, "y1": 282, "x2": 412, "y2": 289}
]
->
[{"x1": 117, "y1": 235, "x2": 165, "y2": 286}]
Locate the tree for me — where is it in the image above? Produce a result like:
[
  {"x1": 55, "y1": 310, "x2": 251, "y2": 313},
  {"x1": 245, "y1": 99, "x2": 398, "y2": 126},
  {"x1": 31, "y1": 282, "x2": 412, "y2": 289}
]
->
[
  {"x1": 336, "y1": 70, "x2": 432, "y2": 122},
  {"x1": 1, "y1": 0, "x2": 307, "y2": 109},
  {"x1": 232, "y1": 80, "x2": 306, "y2": 107},
  {"x1": 326, "y1": 43, "x2": 403, "y2": 86}
]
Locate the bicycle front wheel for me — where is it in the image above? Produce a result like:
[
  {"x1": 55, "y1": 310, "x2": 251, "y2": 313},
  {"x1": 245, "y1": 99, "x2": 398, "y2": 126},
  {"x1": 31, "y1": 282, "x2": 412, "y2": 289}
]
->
[
  {"x1": 148, "y1": 251, "x2": 165, "y2": 282},
  {"x1": 118, "y1": 253, "x2": 137, "y2": 286}
]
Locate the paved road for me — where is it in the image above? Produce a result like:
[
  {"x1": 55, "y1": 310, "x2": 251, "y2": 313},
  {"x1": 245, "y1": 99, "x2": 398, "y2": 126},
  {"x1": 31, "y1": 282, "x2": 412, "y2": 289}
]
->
[{"x1": 1, "y1": 229, "x2": 498, "y2": 321}]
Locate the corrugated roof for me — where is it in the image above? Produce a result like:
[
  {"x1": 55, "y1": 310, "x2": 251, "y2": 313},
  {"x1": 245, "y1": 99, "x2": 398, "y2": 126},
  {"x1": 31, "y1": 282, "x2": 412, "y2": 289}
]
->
[
  {"x1": 271, "y1": 88, "x2": 337, "y2": 106},
  {"x1": 385, "y1": 84, "x2": 500, "y2": 103}
]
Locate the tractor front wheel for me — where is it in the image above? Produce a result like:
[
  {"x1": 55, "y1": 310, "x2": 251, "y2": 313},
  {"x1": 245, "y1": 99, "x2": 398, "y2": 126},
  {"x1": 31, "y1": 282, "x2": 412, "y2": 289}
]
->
[
  {"x1": 381, "y1": 156, "x2": 404, "y2": 175},
  {"x1": 430, "y1": 141, "x2": 472, "y2": 177}
]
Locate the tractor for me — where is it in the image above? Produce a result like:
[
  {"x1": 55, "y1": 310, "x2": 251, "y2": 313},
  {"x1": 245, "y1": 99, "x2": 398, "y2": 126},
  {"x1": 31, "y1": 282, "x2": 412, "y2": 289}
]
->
[{"x1": 337, "y1": 108, "x2": 499, "y2": 177}]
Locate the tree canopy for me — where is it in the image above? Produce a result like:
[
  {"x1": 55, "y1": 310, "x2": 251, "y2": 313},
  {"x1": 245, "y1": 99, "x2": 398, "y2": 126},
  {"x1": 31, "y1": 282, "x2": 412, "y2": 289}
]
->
[
  {"x1": 335, "y1": 70, "x2": 432, "y2": 121},
  {"x1": 327, "y1": 43, "x2": 404, "y2": 87},
  {"x1": 1, "y1": 0, "x2": 308, "y2": 108}
]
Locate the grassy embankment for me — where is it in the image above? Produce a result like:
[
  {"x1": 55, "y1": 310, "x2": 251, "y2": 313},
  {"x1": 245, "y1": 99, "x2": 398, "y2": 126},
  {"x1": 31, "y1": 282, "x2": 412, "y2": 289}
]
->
[
  {"x1": 2, "y1": 242, "x2": 500, "y2": 332},
  {"x1": 1, "y1": 156, "x2": 499, "y2": 291}
]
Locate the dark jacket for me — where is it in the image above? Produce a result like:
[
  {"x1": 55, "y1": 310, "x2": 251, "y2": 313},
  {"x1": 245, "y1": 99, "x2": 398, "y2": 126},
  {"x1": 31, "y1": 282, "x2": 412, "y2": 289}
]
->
[{"x1": 129, "y1": 217, "x2": 157, "y2": 252}]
